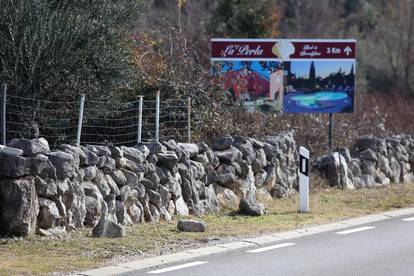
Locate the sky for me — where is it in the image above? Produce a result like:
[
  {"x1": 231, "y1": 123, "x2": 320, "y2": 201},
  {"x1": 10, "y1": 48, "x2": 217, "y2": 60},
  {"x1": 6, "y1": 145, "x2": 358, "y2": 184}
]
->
[{"x1": 291, "y1": 61, "x2": 354, "y2": 78}]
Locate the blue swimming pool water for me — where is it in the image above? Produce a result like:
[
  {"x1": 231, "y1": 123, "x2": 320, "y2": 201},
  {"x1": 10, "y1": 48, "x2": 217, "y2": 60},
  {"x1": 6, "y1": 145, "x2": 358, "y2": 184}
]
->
[
  {"x1": 291, "y1": 91, "x2": 348, "y2": 107},
  {"x1": 284, "y1": 91, "x2": 353, "y2": 113}
]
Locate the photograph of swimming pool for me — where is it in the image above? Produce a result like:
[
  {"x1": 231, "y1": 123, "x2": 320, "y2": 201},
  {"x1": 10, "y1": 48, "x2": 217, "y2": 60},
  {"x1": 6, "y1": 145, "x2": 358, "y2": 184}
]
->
[
  {"x1": 283, "y1": 61, "x2": 355, "y2": 113},
  {"x1": 284, "y1": 91, "x2": 354, "y2": 113}
]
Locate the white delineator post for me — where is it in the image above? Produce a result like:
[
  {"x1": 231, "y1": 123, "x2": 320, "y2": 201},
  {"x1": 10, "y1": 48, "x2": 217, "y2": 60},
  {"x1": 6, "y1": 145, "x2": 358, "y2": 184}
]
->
[{"x1": 299, "y1": 146, "x2": 310, "y2": 213}]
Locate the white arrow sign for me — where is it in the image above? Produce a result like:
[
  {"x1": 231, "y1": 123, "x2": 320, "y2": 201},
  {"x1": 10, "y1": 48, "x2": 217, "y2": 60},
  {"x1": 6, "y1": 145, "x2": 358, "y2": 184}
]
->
[{"x1": 344, "y1": 46, "x2": 352, "y2": 56}]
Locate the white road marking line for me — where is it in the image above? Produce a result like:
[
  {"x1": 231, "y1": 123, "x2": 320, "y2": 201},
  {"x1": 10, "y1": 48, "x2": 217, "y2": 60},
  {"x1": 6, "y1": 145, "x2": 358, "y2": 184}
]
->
[
  {"x1": 246, "y1": 242, "x2": 295, "y2": 253},
  {"x1": 147, "y1": 261, "x2": 207, "y2": 274},
  {"x1": 402, "y1": 217, "x2": 414, "y2": 222},
  {"x1": 336, "y1": 226, "x2": 375, "y2": 235}
]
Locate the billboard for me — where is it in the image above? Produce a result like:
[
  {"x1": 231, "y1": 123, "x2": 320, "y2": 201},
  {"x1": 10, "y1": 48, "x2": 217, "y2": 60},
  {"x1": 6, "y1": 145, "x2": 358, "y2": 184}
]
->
[{"x1": 211, "y1": 39, "x2": 356, "y2": 113}]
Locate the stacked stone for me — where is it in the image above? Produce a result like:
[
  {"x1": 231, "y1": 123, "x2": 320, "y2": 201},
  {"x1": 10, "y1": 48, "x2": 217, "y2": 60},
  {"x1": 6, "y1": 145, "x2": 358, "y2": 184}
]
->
[
  {"x1": 315, "y1": 135, "x2": 414, "y2": 189},
  {"x1": 211, "y1": 131, "x2": 298, "y2": 203},
  {"x1": 0, "y1": 131, "x2": 298, "y2": 237}
]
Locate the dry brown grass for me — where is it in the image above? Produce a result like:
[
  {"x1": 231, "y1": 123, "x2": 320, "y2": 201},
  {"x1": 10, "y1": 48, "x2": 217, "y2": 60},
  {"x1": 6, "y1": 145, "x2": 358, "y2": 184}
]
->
[{"x1": 1, "y1": 183, "x2": 414, "y2": 275}]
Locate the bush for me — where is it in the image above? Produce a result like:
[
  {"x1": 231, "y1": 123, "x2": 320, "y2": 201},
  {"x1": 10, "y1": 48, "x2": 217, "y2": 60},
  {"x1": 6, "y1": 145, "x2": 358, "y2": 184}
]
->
[{"x1": 0, "y1": 0, "x2": 148, "y2": 100}]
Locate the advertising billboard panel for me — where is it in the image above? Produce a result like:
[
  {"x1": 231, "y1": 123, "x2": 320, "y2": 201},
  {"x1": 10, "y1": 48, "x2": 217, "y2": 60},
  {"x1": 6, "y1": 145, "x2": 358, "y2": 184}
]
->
[{"x1": 211, "y1": 39, "x2": 356, "y2": 113}]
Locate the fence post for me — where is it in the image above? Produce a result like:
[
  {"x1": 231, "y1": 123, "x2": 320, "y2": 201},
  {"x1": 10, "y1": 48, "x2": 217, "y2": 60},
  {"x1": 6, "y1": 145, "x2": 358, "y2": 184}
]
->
[
  {"x1": 187, "y1": 97, "x2": 191, "y2": 143},
  {"x1": 137, "y1": 96, "x2": 143, "y2": 144},
  {"x1": 155, "y1": 90, "x2": 160, "y2": 142},
  {"x1": 76, "y1": 94, "x2": 85, "y2": 146},
  {"x1": 1, "y1": 84, "x2": 7, "y2": 145}
]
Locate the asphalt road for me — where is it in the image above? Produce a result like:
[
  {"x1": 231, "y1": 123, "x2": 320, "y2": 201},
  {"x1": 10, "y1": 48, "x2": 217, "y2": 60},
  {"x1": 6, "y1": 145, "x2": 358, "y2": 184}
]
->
[{"x1": 122, "y1": 216, "x2": 414, "y2": 276}]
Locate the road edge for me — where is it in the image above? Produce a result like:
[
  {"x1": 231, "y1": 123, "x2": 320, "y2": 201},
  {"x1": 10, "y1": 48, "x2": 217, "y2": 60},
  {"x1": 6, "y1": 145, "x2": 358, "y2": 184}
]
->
[{"x1": 78, "y1": 207, "x2": 414, "y2": 276}]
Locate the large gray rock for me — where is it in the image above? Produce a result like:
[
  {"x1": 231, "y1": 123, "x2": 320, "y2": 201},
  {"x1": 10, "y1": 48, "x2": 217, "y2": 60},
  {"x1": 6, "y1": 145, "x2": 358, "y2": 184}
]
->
[
  {"x1": 109, "y1": 146, "x2": 123, "y2": 159},
  {"x1": 315, "y1": 152, "x2": 354, "y2": 189},
  {"x1": 115, "y1": 200, "x2": 132, "y2": 225},
  {"x1": 353, "y1": 137, "x2": 387, "y2": 156},
  {"x1": 360, "y1": 160, "x2": 376, "y2": 175},
  {"x1": 84, "y1": 196, "x2": 102, "y2": 227},
  {"x1": 163, "y1": 140, "x2": 188, "y2": 161},
  {"x1": 97, "y1": 156, "x2": 116, "y2": 174},
  {"x1": 105, "y1": 174, "x2": 120, "y2": 195},
  {"x1": 214, "y1": 184, "x2": 239, "y2": 206},
  {"x1": 56, "y1": 178, "x2": 70, "y2": 196},
  {"x1": 157, "y1": 152, "x2": 179, "y2": 169},
  {"x1": 212, "y1": 135, "x2": 234, "y2": 150},
  {"x1": 181, "y1": 178, "x2": 192, "y2": 203},
  {"x1": 190, "y1": 161, "x2": 205, "y2": 180},
  {"x1": 63, "y1": 176, "x2": 86, "y2": 229},
  {"x1": 135, "y1": 145, "x2": 150, "y2": 159},
  {"x1": 0, "y1": 153, "x2": 32, "y2": 177},
  {"x1": 8, "y1": 137, "x2": 50, "y2": 157},
  {"x1": 199, "y1": 185, "x2": 220, "y2": 214},
  {"x1": 359, "y1": 149, "x2": 378, "y2": 162},
  {"x1": 31, "y1": 154, "x2": 56, "y2": 178},
  {"x1": 121, "y1": 146, "x2": 145, "y2": 163},
  {"x1": 82, "y1": 147, "x2": 100, "y2": 166},
  {"x1": 140, "y1": 177, "x2": 158, "y2": 191},
  {"x1": 177, "y1": 143, "x2": 199, "y2": 157},
  {"x1": 149, "y1": 204, "x2": 160, "y2": 222},
  {"x1": 83, "y1": 166, "x2": 97, "y2": 181},
  {"x1": 215, "y1": 147, "x2": 243, "y2": 164},
  {"x1": 361, "y1": 174, "x2": 376, "y2": 188},
  {"x1": 140, "y1": 142, "x2": 167, "y2": 154},
  {"x1": 124, "y1": 159, "x2": 145, "y2": 175},
  {"x1": 147, "y1": 190, "x2": 162, "y2": 208},
  {"x1": 123, "y1": 169, "x2": 141, "y2": 186},
  {"x1": 111, "y1": 170, "x2": 127, "y2": 186},
  {"x1": 92, "y1": 170, "x2": 111, "y2": 197},
  {"x1": 86, "y1": 145, "x2": 111, "y2": 157},
  {"x1": 35, "y1": 176, "x2": 58, "y2": 198},
  {"x1": 167, "y1": 173, "x2": 182, "y2": 200},
  {"x1": 48, "y1": 151, "x2": 76, "y2": 179},
  {"x1": 61, "y1": 144, "x2": 88, "y2": 166},
  {"x1": 233, "y1": 137, "x2": 256, "y2": 164},
  {"x1": 38, "y1": 198, "x2": 61, "y2": 229},
  {"x1": 0, "y1": 177, "x2": 39, "y2": 236},
  {"x1": 92, "y1": 202, "x2": 125, "y2": 238},
  {"x1": 403, "y1": 173, "x2": 414, "y2": 184},
  {"x1": 127, "y1": 202, "x2": 144, "y2": 224},
  {"x1": 175, "y1": 196, "x2": 189, "y2": 216},
  {"x1": 239, "y1": 198, "x2": 264, "y2": 216},
  {"x1": 177, "y1": 220, "x2": 206, "y2": 232}
]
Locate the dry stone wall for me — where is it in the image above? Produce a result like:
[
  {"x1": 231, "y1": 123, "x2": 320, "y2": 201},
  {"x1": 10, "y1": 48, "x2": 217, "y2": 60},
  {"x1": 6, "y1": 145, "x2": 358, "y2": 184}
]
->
[
  {"x1": 0, "y1": 132, "x2": 298, "y2": 237},
  {"x1": 315, "y1": 135, "x2": 414, "y2": 189}
]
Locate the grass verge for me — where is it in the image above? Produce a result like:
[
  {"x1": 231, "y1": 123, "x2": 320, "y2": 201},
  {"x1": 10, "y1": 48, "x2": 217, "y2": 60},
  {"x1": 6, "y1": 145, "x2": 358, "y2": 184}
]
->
[{"x1": 1, "y1": 183, "x2": 414, "y2": 275}]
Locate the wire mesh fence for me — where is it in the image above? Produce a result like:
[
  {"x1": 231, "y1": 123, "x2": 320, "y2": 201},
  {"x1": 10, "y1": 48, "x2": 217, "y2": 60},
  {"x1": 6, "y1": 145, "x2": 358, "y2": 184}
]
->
[{"x1": 0, "y1": 84, "x2": 192, "y2": 147}]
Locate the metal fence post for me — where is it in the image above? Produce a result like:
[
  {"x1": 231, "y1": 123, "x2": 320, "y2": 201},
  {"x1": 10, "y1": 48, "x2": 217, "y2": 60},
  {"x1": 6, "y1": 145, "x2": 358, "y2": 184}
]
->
[
  {"x1": 76, "y1": 94, "x2": 85, "y2": 146},
  {"x1": 155, "y1": 91, "x2": 160, "y2": 142},
  {"x1": 187, "y1": 97, "x2": 191, "y2": 143},
  {"x1": 137, "y1": 96, "x2": 143, "y2": 144},
  {"x1": 1, "y1": 84, "x2": 7, "y2": 145}
]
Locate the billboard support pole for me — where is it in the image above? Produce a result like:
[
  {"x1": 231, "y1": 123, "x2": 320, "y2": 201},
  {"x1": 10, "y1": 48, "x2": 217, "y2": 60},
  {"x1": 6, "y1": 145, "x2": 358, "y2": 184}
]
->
[
  {"x1": 328, "y1": 113, "x2": 333, "y2": 151},
  {"x1": 1, "y1": 83, "x2": 7, "y2": 145}
]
